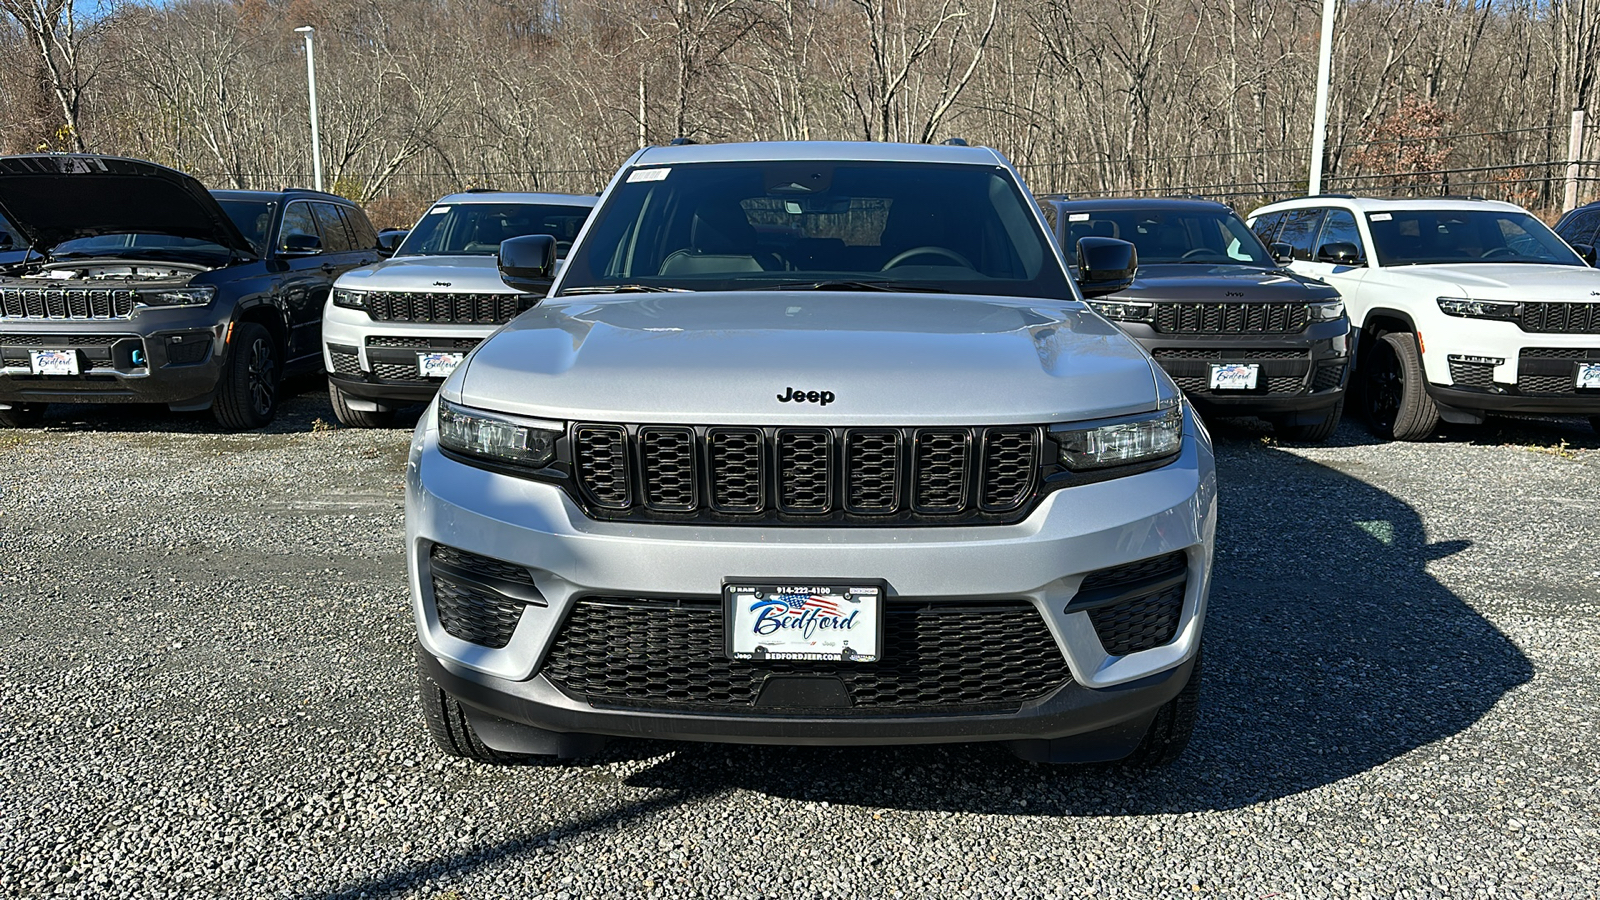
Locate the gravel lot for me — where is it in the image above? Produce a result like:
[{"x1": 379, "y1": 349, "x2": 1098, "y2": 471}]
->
[{"x1": 1, "y1": 380, "x2": 1597, "y2": 899}]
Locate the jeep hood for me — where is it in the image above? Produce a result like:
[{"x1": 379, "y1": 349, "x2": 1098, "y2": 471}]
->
[
  {"x1": 1112, "y1": 263, "x2": 1338, "y2": 302},
  {"x1": 1378, "y1": 262, "x2": 1600, "y2": 300},
  {"x1": 0, "y1": 154, "x2": 255, "y2": 256},
  {"x1": 448, "y1": 292, "x2": 1162, "y2": 425},
  {"x1": 336, "y1": 255, "x2": 522, "y2": 293}
]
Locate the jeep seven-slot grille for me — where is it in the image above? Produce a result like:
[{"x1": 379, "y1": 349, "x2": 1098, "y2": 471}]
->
[
  {"x1": 359, "y1": 291, "x2": 532, "y2": 325},
  {"x1": 1519, "y1": 302, "x2": 1600, "y2": 334},
  {"x1": 571, "y1": 424, "x2": 1041, "y2": 524},
  {"x1": 541, "y1": 597, "x2": 1071, "y2": 713},
  {"x1": 1152, "y1": 303, "x2": 1309, "y2": 334},
  {"x1": 1, "y1": 288, "x2": 138, "y2": 319}
]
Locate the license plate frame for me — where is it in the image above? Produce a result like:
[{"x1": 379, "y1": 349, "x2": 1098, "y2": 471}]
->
[
  {"x1": 1209, "y1": 362, "x2": 1259, "y2": 391},
  {"x1": 1577, "y1": 362, "x2": 1600, "y2": 390},
  {"x1": 416, "y1": 351, "x2": 465, "y2": 380},
  {"x1": 723, "y1": 581, "x2": 884, "y2": 662},
  {"x1": 29, "y1": 349, "x2": 79, "y2": 376}
]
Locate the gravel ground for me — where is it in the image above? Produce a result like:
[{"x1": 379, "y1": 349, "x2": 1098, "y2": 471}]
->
[{"x1": 1, "y1": 381, "x2": 1597, "y2": 899}]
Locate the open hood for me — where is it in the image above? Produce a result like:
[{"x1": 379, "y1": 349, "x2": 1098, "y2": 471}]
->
[{"x1": 0, "y1": 154, "x2": 257, "y2": 257}]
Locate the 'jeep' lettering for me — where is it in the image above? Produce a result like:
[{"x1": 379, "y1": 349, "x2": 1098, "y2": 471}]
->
[{"x1": 777, "y1": 387, "x2": 835, "y2": 406}]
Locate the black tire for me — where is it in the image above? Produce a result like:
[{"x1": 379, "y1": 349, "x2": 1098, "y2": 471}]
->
[
  {"x1": 1279, "y1": 396, "x2": 1344, "y2": 443},
  {"x1": 328, "y1": 380, "x2": 395, "y2": 428},
  {"x1": 1362, "y1": 332, "x2": 1439, "y2": 441},
  {"x1": 1121, "y1": 649, "x2": 1202, "y2": 770},
  {"x1": 213, "y1": 323, "x2": 280, "y2": 430},
  {"x1": 417, "y1": 668, "x2": 525, "y2": 764},
  {"x1": 0, "y1": 403, "x2": 46, "y2": 428}
]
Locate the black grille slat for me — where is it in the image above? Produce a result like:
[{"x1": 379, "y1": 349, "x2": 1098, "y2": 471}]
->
[
  {"x1": 574, "y1": 425, "x2": 630, "y2": 508},
  {"x1": 427, "y1": 545, "x2": 534, "y2": 649},
  {"x1": 1311, "y1": 364, "x2": 1347, "y2": 391},
  {"x1": 639, "y1": 427, "x2": 696, "y2": 511},
  {"x1": 913, "y1": 430, "x2": 968, "y2": 512},
  {"x1": 542, "y1": 598, "x2": 1071, "y2": 713},
  {"x1": 1, "y1": 288, "x2": 136, "y2": 319},
  {"x1": 1449, "y1": 360, "x2": 1496, "y2": 389},
  {"x1": 366, "y1": 336, "x2": 482, "y2": 350},
  {"x1": 776, "y1": 429, "x2": 832, "y2": 513},
  {"x1": 978, "y1": 429, "x2": 1037, "y2": 511},
  {"x1": 1153, "y1": 302, "x2": 1309, "y2": 334},
  {"x1": 1517, "y1": 348, "x2": 1600, "y2": 395},
  {"x1": 845, "y1": 431, "x2": 902, "y2": 514},
  {"x1": 361, "y1": 291, "x2": 526, "y2": 325},
  {"x1": 1520, "y1": 302, "x2": 1600, "y2": 334},
  {"x1": 1088, "y1": 584, "x2": 1185, "y2": 656},
  {"x1": 708, "y1": 428, "x2": 765, "y2": 513}
]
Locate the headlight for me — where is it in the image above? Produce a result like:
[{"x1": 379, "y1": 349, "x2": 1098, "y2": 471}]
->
[
  {"x1": 1087, "y1": 299, "x2": 1153, "y2": 322},
  {"x1": 134, "y1": 286, "x2": 215, "y2": 308},
  {"x1": 1437, "y1": 296, "x2": 1519, "y2": 319},
  {"x1": 1309, "y1": 299, "x2": 1345, "y2": 322},
  {"x1": 332, "y1": 288, "x2": 367, "y2": 310},
  {"x1": 1052, "y1": 402, "x2": 1183, "y2": 470},
  {"x1": 437, "y1": 400, "x2": 560, "y2": 469}
]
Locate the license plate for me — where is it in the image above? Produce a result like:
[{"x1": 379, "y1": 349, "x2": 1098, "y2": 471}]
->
[
  {"x1": 1578, "y1": 362, "x2": 1600, "y2": 390},
  {"x1": 1210, "y1": 363, "x2": 1259, "y2": 390},
  {"x1": 724, "y1": 582, "x2": 883, "y2": 662},
  {"x1": 417, "y1": 352, "x2": 464, "y2": 379},
  {"x1": 29, "y1": 349, "x2": 78, "y2": 376}
]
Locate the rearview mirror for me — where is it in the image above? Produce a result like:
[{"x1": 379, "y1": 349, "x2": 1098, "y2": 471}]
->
[
  {"x1": 1075, "y1": 236, "x2": 1137, "y2": 298},
  {"x1": 498, "y1": 234, "x2": 558, "y2": 293},
  {"x1": 1574, "y1": 242, "x2": 1597, "y2": 266},
  {"x1": 280, "y1": 233, "x2": 322, "y2": 255},
  {"x1": 1316, "y1": 241, "x2": 1363, "y2": 266},
  {"x1": 1269, "y1": 242, "x2": 1294, "y2": 265}
]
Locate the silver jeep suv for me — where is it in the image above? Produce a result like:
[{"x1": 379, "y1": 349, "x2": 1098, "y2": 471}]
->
[{"x1": 406, "y1": 141, "x2": 1217, "y2": 766}]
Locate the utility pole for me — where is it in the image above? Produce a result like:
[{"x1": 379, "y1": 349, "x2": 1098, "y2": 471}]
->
[
  {"x1": 1307, "y1": 0, "x2": 1336, "y2": 195},
  {"x1": 1565, "y1": 110, "x2": 1586, "y2": 213},
  {"x1": 295, "y1": 25, "x2": 324, "y2": 192}
]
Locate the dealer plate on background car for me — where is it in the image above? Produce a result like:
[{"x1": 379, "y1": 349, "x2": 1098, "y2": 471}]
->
[
  {"x1": 29, "y1": 350, "x2": 78, "y2": 376},
  {"x1": 417, "y1": 352, "x2": 464, "y2": 379},
  {"x1": 1210, "y1": 363, "x2": 1259, "y2": 390},
  {"x1": 1577, "y1": 362, "x2": 1600, "y2": 390},
  {"x1": 723, "y1": 582, "x2": 883, "y2": 662}
]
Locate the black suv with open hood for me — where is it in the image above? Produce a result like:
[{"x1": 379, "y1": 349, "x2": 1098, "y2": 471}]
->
[
  {"x1": 0, "y1": 154, "x2": 383, "y2": 429},
  {"x1": 1040, "y1": 197, "x2": 1352, "y2": 441}
]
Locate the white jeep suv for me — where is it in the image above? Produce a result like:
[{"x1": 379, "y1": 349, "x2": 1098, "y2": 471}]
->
[
  {"x1": 322, "y1": 191, "x2": 596, "y2": 426},
  {"x1": 1248, "y1": 196, "x2": 1600, "y2": 440}
]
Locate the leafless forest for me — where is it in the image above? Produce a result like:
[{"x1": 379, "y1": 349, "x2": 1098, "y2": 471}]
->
[{"x1": 3, "y1": 0, "x2": 1600, "y2": 226}]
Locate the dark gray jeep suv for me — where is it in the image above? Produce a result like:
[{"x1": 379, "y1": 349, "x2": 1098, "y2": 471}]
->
[{"x1": 0, "y1": 154, "x2": 382, "y2": 429}]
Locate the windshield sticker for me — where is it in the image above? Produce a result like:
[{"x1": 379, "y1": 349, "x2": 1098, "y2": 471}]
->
[
  {"x1": 428, "y1": 206, "x2": 449, "y2": 214},
  {"x1": 627, "y1": 168, "x2": 671, "y2": 183},
  {"x1": 1068, "y1": 213, "x2": 1090, "y2": 222},
  {"x1": 1370, "y1": 212, "x2": 1392, "y2": 221}
]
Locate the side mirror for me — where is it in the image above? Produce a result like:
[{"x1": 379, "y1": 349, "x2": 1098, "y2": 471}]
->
[
  {"x1": 1075, "y1": 236, "x2": 1137, "y2": 298},
  {"x1": 498, "y1": 234, "x2": 558, "y2": 293},
  {"x1": 1574, "y1": 242, "x2": 1597, "y2": 266},
  {"x1": 1316, "y1": 241, "x2": 1363, "y2": 266},
  {"x1": 1269, "y1": 241, "x2": 1295, "y2": 265},
  {"x1": 377, "y1": 230, "x2": 407, "y2": 256},
  {"x1": 280, "y1": 233, "x2": 322, "y2": 255}
]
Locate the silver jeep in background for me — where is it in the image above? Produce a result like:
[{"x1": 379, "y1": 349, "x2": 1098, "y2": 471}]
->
[
  {"x1": 321, "y1": 191, "x2": 596, "y2": 426},
  {"x1": 405, "y1": 141, "x2": 1217, "y2": 766}
]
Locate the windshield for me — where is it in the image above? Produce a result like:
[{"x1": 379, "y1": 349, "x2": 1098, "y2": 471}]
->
[
  {"x1": 1366, "y1": 209, "x2": 1584, "y2": 266},
  {"x1": 0, "y1": 213, "x2": 15, "y2": 250},
  {"x1": 397, "y1": 202, "x2": 592, "y2": 257},
  {"x1": 219, "y1": 199, "x2": 275, "y2": 255},
  {"x1": 1058, "y1": 208, "x2": 1274, "y2": 266},
  {"x1": 556, "y1": 161, "x2": 1073, "y2": 298}
]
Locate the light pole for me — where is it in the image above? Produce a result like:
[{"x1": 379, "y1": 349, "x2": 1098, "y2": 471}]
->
[
  {"x1": 295, "y1": 25, "x2": 324, "y2": 192},
  {"x1": 1307, "y1": 0, "x2": 1336, "y2": 195}
]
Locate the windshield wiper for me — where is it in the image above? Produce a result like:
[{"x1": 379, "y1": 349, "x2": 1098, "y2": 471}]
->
[
  {"x1": 559, "y1": 284, "x2": 693, "y2": 295},
  {"x1": 760, "y1": 280, "x2": 949, "y2": 293}
]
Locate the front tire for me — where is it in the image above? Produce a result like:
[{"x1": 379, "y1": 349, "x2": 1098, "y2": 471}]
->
[
  {"x1": 328, "y1": 380, "x2": 395, "y2": 428},
  {"x1": 1362, "y1": 332, "x2": 1439, "y2": 441},
  {"x1": 213, "y1": 323, "x2": 279, "y2": 430},
  {"x1": 0, "y1": 403, "x2": 47, "y2": 428},
  {"x1": 1121, "y1": 649, "x2": 1202, "y2": 769},
  {"x1": 1279, "y1": 396, "x2": 1344, "y2": 443},
  {"x1": 418, "y1": 668, "x2": 526, "y2": 764}
]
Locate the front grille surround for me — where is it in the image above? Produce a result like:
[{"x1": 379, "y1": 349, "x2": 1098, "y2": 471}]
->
[
  {"x1": 1519, "y1": 302, "x2": 1600, "y2": 334},
  {"x1": 1, "y1": 287, "x2": 139, "y2": 320},
  {"x1": 1152, "y1": 302, "x2": 1310, "y2": 334},
  {"x1": 358, "y1": 291, "x2": 532, "y2": 325}
]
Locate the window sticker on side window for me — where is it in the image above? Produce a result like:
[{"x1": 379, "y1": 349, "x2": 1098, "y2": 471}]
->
[
  {"x1": 1370, "y1": 212, "x2": 1392, "y2": 221},
  {"x1": 428, "y1": 206, "x2": 449, "y2": 215},
  {"x1": 627, "y1": 168, "x2": 671, "y2": 183},
  {"x1": 1068, "y1": 213, "x2": 1090, "y2": 222}
]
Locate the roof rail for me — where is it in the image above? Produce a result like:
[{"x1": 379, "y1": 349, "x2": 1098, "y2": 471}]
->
[
  {"x1": 1440, "y1": 194, "x2": 1487, "y2": 201},
  {"x1": 1036, "y1": 192, "x2": 1071, "y2": 201},
  {"x1": 940, "y1": 137, "x2": 970, "y2": 146},
  {"x1": 667, "y1": 137, "x2": 698, "y2": 146},
  {"x1": 1312, "y1": 192, "x2": 1356, "y2": 199},
  {"x1": 463, "y1": 187, "x2": 500, "y2": 193}
]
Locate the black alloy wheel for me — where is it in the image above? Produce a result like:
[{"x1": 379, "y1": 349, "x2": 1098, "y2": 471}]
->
[
  {"x1": 1361, "y1": 332, "x2": 1439, "y2": 441},
  {"x1": 213, "y1": 322, "x2": 281, "y2": 430}
]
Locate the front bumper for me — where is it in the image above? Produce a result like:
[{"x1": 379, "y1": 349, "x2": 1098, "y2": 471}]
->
[
  {"x1": 405, "y1": 403, "x2": 1218, "y2": 748},
  {"x1": 1417, "y1": 320, "x2": 1600, "y2": 415},
  {"x1": 322, "y1": 301, "x2": 498, "y2": 406},
  {"x1": 0, "y1": 319, "x2": 227, "y2": 407}
]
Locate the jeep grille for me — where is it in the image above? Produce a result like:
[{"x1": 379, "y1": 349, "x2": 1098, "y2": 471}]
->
[
  {"x1": 359, "y1": 290, "x2": 532, "y2": 325},
  {"x1": 1, "y1": 288, "x2": 138, "y2": 319},
  {"x1": 1152, "y1": 302, "x2": 1309, "y2": 334}
]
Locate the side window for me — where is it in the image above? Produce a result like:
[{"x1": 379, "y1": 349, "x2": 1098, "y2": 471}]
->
[
  {"x1": 1250, "y1": 210, "x2": 1286, "y2": 244},
  {"x1": 278, "y1": 202, "x2": 321, "y2": 253},
  {"x1": 1278, "y1": 208, "x2": 1326, "y2": 261},
  {"x1": 339, "y1": 206, "x2": 380, "y2": 249},
  {"x1": 1557, "y1": 209, "x2": 1598, "y2": 247},
  {"x1": 312, "y1": 203, "x2": 355, "y2": 253},
  {"x1": 1037, "y1": 201, "x2": 1058, "y2": 235},
  {"x1": 1316, "y1": 209, "x2": 1364, "y2": 260}
]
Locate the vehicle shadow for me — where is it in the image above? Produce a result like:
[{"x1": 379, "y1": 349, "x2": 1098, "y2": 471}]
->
[
  {"x1": 1204, "y1": 409, "x2": 1600, "y2": 451},
  {"x1": 612, "y1": 432, "x2": 1533, "y2": 815}
]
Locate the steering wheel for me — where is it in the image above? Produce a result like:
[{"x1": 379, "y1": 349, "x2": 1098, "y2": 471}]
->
[
  {"x1": 1480, "y1": 247, "x2": 1516, "y2": 259},
  {"x1": 882, "y1": 246, "x2": 976, "y2": 270},
  {"x1": 1181, "y1": 248, "x2": 1226, "y2": 260}
]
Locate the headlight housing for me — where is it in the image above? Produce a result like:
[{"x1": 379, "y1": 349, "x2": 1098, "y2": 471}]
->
[
  {"x1": 1437, "y1": 296, "x2": 1519, "y2": 319},
  {"x1": 134, "y1": 286, "x2": 215, "y2": 308},
  {"x1": 1087, "y1": 299, "x2": 1153, "y2": 322},
  {"x1": 1309, "y1": 299, "x2": 1345, "y2": 322},
  {"x1": 332, "y1": 288, "x2": 367, "y2": 310},
  {"x1": 1051, "y1": 401, "x2": 1183, "y2": 470},
  {"x1": 437, "y1": 400, "x2": 560, "y2": 469}
]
